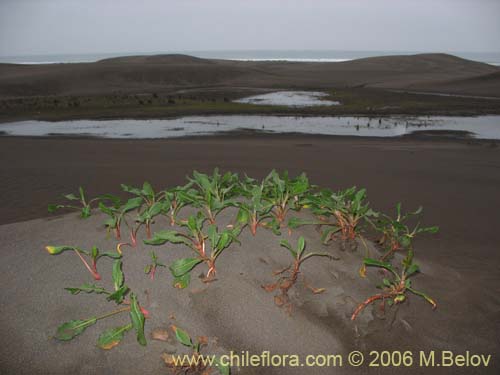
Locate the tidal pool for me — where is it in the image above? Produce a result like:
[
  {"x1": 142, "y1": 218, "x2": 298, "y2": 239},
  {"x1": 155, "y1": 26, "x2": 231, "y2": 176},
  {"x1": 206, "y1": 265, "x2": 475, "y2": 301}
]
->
[
  {"x1": 1, "y1": 115, "x2": 499, "y2": 140},
  {"x1": 233, "y1": 91, "x2": 340, "y2": 107}
]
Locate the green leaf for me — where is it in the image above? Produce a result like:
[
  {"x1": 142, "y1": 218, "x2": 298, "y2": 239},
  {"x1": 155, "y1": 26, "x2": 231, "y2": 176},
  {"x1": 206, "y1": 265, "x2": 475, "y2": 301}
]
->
[
  {"x1": 64, "y1": 193, "x2": 79, "y2": 201},
  {"x1": 97, "y1": 324, "x2": 133, "y2": 350},
  {"x1": 129, "y1": 293, "x2": 147, "y2": 346},
  {"x1": 218, "y1": 231, "x2": 232, "y2": 251},
  {"x1": 142, "y1": 182, "x2": 155, "y2": 200},
  {"x1": 65, "y1": 283, "x2": 107, "y2": 295},
  {"x1": 106, "y1": 285, "x2": 129, "y2": 304},
  {"x1": 91, "y1": 246, "x2": 99, "y2": 259},
  {"x1": 287, "y1": 217, "x2": 323, "y2": 229},
  {"x1": 121, "y1": 184, "x2": 142, "y2": 196},
  {"x1": 297, "y1": 236, "x2": 305, "y2": 258},
  {"x1": 172, "y1": 325, "x2": 193, "y2": 347},
  {"x1": 363, "y1": 258, "x2": 397, "y2": 274},
  {"x1": 148, "y1": 201, "x2": 163, "y2": 217},
  {"x1": 122, "y1": 197, "x2": 143, "y2": 212},
  {"x1": 112, "y1": 260, "x2": 124, "y2": 291},
  {"x1": 405, "y1": 278, "x2": 412, "y2": 288},
  {"x1": 47, "y1": 204, "x2": 61, "y2": 213},
  {"x1": 56, "y1": 318, "x2": 97, "y2": 341},
  {"x1": 144, "y1": 230, "x2": 191, "y2": 247},
  {"x1": 406, "y1": 263, "x2": 420, "y2": 277},
  {"x1": 78, "y1": 187, "x2": 86, "y2": 201},
  {"x1": 98, "y1": 201, "x2": 115, "y2": 216},
  {"x1": 45, "y1": 245, "x2": 75, "y2": 255},
  {"x1": 236, "y1": 208, "x2": 249, "y2": 225},
  {"x1": 208, "y1": 224, "x2": 219, "y2": 249},
  {"x1": 173, "y1": 273, "x2": 191, "y2": 289},
  {"x1": 279, "y1": 240, "x2": 296, "y2": 258},
  {"x1": 100, "y1": 252, "x2": 122, "y2": 259},
  {"x1": 320, "y1": 226, "x2": 340, "y2": 244},
  {"x1": 169, "y1": 258, "x2": 202, "y2": 277},
  {"x1": 400, "y1": 236, "x2": 412, "y2": 248},
  {"x1": 418, "y1": 226, "x2": 439, "y2": 234}
]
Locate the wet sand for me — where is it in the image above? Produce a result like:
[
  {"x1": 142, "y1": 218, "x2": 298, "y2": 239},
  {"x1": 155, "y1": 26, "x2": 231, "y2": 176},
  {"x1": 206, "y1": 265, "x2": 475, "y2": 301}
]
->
[{"x1": 0, "y1": 134, "x2": 499, "y2": 374}]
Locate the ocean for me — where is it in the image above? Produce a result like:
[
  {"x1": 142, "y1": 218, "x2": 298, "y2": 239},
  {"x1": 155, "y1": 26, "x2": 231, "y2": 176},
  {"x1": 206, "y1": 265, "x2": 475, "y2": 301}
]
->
[{"x1": 1, "y1": 50, "x2": 500, "y2": 66}]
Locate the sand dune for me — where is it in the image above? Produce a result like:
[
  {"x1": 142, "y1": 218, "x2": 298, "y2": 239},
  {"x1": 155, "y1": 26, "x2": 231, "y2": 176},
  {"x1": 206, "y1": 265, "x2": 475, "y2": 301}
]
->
[
  {"x1": 407, "y1": 71, "x2": 500, "y2": 97},
  {"x1": 0, "y1": 53, "x2": 498, "y2": 98}
]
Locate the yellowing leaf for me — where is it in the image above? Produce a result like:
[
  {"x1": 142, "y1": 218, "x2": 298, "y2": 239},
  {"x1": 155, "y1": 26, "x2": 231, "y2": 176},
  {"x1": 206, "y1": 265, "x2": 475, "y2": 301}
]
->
[
  {"x1": 359, "y1": 263, "x2": 367, "y2": 278},
  {"x1": 97, "y1": 324, "x2": 132, "y2": 350}
]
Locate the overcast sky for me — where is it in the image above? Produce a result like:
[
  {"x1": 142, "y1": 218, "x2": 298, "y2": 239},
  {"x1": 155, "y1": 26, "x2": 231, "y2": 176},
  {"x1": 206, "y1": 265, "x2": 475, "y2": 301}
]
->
[{"x1": 0, "y1": 0, "x2": 499, "y2": 56}]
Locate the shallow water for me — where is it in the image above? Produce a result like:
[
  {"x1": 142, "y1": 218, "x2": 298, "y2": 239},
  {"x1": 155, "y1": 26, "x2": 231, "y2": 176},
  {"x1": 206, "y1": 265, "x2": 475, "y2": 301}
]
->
[
  {"x1": 1, "y1": 115, "x2": 500, "y2": 140},
  {"x1": 234, "y1": 91, "x2": 340, "y2": 107}
]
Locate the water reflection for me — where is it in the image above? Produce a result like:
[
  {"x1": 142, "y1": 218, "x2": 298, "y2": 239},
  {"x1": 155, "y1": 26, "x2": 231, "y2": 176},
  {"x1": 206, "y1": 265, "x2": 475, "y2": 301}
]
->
[
  {"x1": 234, "y1": 91, "x2": 340, "y2": 107},
  {"x1": 0, "y1": 115, "x2": 499, "y2": 140}
]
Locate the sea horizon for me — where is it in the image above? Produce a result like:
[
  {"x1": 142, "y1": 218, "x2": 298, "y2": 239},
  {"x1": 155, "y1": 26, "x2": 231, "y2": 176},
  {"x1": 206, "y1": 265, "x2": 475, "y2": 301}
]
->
[{"x1": 1, "y1": 49, "x2": 500, "y2": 66}]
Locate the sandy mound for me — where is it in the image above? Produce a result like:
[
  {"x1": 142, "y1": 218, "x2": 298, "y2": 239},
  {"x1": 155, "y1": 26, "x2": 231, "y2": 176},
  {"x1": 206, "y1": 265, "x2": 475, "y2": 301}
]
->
[
  {"x1": 2, "y1": 199, "x2": 495, "y2": 374},
  {"x1": 1, "y1": 53, "x2": 498, "y2": 98}
]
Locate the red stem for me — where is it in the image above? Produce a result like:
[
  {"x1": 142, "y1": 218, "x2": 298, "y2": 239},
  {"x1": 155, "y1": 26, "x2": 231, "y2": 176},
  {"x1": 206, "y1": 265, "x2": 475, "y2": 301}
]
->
[
  {"x1": 351, "y1": 294, "x2": 388, "y2": 321},
  {"x1": 250, "y1": 218, "x2": 257, "y2": 236},
  {"x1": 73, "y1": 249, "x2": 101, "y2": 280}
]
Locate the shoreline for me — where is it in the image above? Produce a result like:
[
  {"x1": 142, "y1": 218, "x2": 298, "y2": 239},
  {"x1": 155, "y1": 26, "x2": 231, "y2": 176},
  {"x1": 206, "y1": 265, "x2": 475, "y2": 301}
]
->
[{"x1": 2, "y1": 100, "x2": 500, "y2": 124}]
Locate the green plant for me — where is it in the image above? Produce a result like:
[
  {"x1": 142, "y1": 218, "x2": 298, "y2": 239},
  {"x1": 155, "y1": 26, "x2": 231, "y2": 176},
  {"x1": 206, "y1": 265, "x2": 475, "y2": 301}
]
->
[
  {"x1": 263, "y1": 170, "x2": 311, "y2": 230},
  {"x1": 45, "y1": 245, "x2": 121, "y2": 280},
  {"x1": 372, "y1": 203, "x2": 439, "y2": 260},
  {"x1": 121, "y1": 181, "x2": 158, "y2": 206},
  {"x1": 290, "y1": 187, "x2": 377, "y2": 248},
  {"x1": 162, "y1": 325, "x2": 229, "y2": 375},
  {"x1": 55, "y1": 293, "x2": 147, "y2": 349},
  {"x1": 163, "y1": 185, "x2": 199, "y2": 226},
  {"x1": 144, "y1": 251, "x2": 166, "y2": 280},
  {"x1": 145, "y1": 213, "x2": 241, "y2": 288},
  {"x1": 48, "y1": 187, "x2": 119, "y2": 218},
  {"x1": 263, "y1": 237, "x2": 335, "y2": 312},
  {"x1": 59, "y1": 260, "x2": 148, "y2": 349},
  {"x1": 121, "y1": 182, "x2": 164, "y2": 242},
  {"x1": 135, "y1": 199, "x2": 165, "y2": 240},
  {"x1": 99, "y1": 196, "x2": 143, "y2": 240},
  {"x1": 187, "y1": 169, "x2": 239, "y2": 224},
  {"x1": 65, "y1": 259, "x2": 138, "y2": 306},
  {"x1": 236, "y1": 177, "x2": 274, "y2": 235},
  {"x1": 351, "y1": 250, "x2": 437, "y2": 321}
]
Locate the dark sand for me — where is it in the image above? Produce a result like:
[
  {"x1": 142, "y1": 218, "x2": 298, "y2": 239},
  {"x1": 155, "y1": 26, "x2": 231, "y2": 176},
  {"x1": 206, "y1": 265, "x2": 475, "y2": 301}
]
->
[{"x1": 0, "y1": 134, "x2": 499, "y2": 374}]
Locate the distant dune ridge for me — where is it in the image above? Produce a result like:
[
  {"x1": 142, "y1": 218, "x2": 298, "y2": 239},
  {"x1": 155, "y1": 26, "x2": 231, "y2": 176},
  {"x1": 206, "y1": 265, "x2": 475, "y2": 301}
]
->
[{"x1": 0, "y1": 53, "x2": 498, "y2": 98}]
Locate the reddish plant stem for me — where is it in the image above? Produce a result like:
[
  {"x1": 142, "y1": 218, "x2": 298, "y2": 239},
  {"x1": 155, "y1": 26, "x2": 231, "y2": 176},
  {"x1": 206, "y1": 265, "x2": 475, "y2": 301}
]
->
[
  {"x1": 73, "y1": 249, "x2": 101, "y2": 280},
  {"x1": 381, "y1": 242, "x2": 401, "y2": 261},
  {"x1": 250, "y1": 217, "x2": 258, "y2": 236},
  {"x1": 351, "y1": 294, "x2": 388, "y2": 321}
]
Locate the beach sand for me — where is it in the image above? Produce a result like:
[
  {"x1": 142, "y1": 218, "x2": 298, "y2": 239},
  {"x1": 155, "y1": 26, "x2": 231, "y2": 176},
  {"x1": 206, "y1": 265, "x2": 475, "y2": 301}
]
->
[{"x1": 0, "y1": 134, "x2": 499, "y2": 374}]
